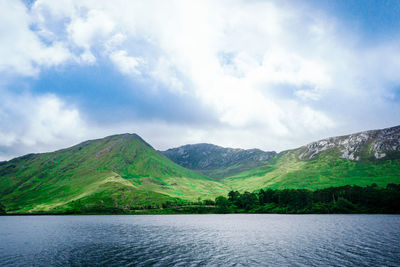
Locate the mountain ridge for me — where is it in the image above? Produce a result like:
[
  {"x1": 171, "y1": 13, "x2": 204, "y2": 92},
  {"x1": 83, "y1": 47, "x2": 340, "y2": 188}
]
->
[
  {"x1": 223, "y1": 125, "x2": 400, "y2": 192},
  {"x1": 162, "y1": 143, "x2": 276, "y2": 179},
  {"x1": 1, "y1": 125, "x2": 399, "y2": 214},
  {"x1": 296, "y1": 125, "x2": 400, "y2": 161}
]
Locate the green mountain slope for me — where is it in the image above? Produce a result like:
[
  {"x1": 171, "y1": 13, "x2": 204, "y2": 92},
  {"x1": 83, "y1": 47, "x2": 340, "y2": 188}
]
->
[
  {"x1": 0, "y1": 134, "x2": 228, "y2": 213},
  {"x1": 224, "y1": 151, "x2": 400, "y2": 191},
  {"x1": 224, "y1": 125, "x2": 400, "y2": 191},
  {"x1": 162, "y1": 143, "x2": 276, "y2": 179},
  {"x1": 1, "y1": 125, "x2": 399, "y2": 214}
]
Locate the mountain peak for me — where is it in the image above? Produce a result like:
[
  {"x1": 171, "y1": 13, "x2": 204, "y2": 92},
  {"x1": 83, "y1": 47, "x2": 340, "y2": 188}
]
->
[
  {"x1": 0, "y1": 132, "x2": 225, "y2": 213},
  {"x1": 298, "y1": 125, "x2": 400, "y2": 161}
]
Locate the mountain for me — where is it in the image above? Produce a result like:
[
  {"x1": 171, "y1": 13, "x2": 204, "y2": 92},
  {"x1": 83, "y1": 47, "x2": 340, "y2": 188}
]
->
[
  {"x1": 0, "y1": 134, "x2": 228, "y2": 213},
  {"x1": 297, "y1": 125, "x2": 400, "y2": 161},
  {"x1": 224, "y1": 125, "x2": 400, "y2": 191},
  {"x1": 1, "y1": 126, "x2": 399, "y2": 214},
  {"x1": 162, "y1": 144, "x2": 276, "y2": 179}
]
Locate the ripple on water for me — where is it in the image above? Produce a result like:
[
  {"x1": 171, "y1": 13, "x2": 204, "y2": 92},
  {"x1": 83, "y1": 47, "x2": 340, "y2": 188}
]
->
[{"x1": 0, "y1": 215, "x2": 399, "y2": 266}]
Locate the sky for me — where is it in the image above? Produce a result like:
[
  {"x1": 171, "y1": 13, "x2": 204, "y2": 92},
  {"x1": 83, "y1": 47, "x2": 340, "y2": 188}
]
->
[{"x1": 1, "y1": 0, "x2": 400, "y2": 160}]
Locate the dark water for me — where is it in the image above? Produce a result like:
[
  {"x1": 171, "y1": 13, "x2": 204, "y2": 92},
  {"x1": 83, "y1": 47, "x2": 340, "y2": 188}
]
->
[{"x1": 0, "y1": 215, "x2": 399, "y2": 266}]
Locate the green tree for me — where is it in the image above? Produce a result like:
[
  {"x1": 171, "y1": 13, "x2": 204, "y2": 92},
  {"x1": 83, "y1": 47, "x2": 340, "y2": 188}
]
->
[
  {"x1": 258, "y1": 189, "x2": 265, "y2": 205},
  {"x1": 203, "y1": 199, "x2": 215, "y2": 206},
  {"x1": 239, "y1": 191, "x2": 258, "y2": 211},
  {"x1": 228, "y1": 191, "x2": 241, "y2": 206},
  {"x1": 334, "y1": 198, "x2": 356, "y2": 213},
  {"x1": 215, "y1": 196, "x2": 230, "y2": 213},
  {"x1": 0, "y1": 202, "x2": 6, "y2": 214}
]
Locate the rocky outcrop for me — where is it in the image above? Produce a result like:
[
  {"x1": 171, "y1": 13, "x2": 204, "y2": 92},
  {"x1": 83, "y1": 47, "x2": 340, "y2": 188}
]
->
[{"x1": 298, "y1": 125, "x2": 400, "y2": 161}]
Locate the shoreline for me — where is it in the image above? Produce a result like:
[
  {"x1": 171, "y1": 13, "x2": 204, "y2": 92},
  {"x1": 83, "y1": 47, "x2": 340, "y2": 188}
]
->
[{"x1": 2, "y1": 212, "x2": 400, "y2": 216}]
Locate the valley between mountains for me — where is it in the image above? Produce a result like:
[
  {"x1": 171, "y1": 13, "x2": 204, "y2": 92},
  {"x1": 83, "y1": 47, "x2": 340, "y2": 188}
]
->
[{"x1": 0, "y1": 125, "x2": 399, "y2": 214}]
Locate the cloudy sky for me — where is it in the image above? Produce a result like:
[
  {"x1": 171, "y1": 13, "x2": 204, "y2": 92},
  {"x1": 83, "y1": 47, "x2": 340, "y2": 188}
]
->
[{"x1": 1, "y1": 0, "x2": 400, "y2": 160}]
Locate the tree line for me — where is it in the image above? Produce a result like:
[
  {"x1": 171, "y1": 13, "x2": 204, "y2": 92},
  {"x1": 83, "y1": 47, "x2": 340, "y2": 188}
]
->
[
  {"x1": 213, "y1": 184, "x2": 400, "y2": 214},
  {"x1": 1, "y1": 184, "x2": 399, "y2": 214}
]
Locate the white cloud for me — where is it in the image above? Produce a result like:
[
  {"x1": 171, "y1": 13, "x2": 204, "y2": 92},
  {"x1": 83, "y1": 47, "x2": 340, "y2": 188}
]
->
[
  {"x1": 150, "y1": 57, "x2": 185, "y2": 94},
  {"x1": 105, "y1": 33, "x2": 127, "y2": 53},
  {"x1": 79, "y1": 50, "x2": 96, "y2": 64},
  {"x1": 0, "y1": 91, "x2": 88, "y2": 160},
  {"x1": 0, "y1": 0, "x2": 71, "y2": 76},
  {"x1": 109, "y1": 50, "x2": 142, "y2": 75},
  {"x1": 67, "y1": 9, "x2": 115, "y2": 49},
  {"x1": 1, "y1": 0, "x2": 400, "y2": 159},
  {"x1": 66, "y1": 8, "x2": 115, "y2": 63}
]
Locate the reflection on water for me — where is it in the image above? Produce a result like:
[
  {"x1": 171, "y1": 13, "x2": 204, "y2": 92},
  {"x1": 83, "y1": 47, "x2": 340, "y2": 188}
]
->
[{"x1": 0, "y1": 214, "x2": 399, "y2": 266}]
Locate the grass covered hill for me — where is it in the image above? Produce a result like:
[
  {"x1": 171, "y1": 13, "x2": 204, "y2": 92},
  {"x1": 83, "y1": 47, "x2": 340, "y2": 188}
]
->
[
  {"x1": 0, "y1": 125, "x2": 399, "y2": 214},
  {"x1": 0, "y1": 134, "x2": 228, "y2": 213},
  {"x1": 223, "y1": 125, "x2": 400, "y2": 191},
  {"x1": 223, "y1": 150, "x2": 400, "y2": 191}
]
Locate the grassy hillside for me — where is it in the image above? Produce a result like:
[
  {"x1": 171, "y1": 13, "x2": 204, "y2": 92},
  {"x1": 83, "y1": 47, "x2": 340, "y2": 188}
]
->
[
  {"x1": 223, "y1": 150, "x2": 400, "y2": 191},
  {"x1": 0, "y1": 134, "x2": 228, "y2": 213},
  {"x1": 1, "y1": 127, "x2": 399, "y2": 214}
]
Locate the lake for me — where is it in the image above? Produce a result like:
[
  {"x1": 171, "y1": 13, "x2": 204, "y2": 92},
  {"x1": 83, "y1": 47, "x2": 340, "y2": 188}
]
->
[{"x1": 0, "y1": 214, "x2": 399, "y2": 266}]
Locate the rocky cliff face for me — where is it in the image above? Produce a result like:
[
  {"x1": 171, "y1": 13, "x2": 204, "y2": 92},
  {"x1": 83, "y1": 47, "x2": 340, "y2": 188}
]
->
[
  {"x1": 162, "y1": 144, "x2": 276, "y2": 179},
  {"x1": 298, "y1": 125, "x2": 400, "y2": 161}
]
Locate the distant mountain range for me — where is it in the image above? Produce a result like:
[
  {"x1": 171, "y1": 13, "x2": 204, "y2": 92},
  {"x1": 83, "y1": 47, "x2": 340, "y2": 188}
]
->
[
  {"x1": 161, "y1": 144, "x2": 276, "y2": 179},
  {"x1": 0, "y1": 125, "x2": 399, "y2": 214}
]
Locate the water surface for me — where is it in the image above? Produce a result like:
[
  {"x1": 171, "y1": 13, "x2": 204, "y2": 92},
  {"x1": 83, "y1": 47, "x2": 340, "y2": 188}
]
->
[{"x1": 0, "y1": 214, "x2": 399, "y2": 266}]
